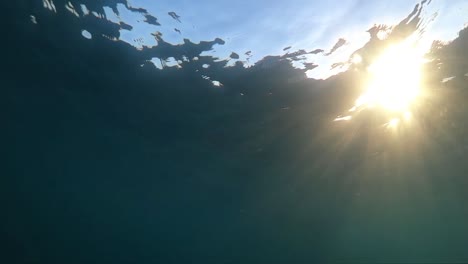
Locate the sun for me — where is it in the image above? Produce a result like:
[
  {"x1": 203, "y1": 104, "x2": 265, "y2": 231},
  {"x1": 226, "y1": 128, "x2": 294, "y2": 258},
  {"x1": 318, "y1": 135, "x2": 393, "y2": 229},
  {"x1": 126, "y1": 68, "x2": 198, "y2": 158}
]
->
[{"x1": 353, "y1": 39, "x2": 423, "y2": 112}]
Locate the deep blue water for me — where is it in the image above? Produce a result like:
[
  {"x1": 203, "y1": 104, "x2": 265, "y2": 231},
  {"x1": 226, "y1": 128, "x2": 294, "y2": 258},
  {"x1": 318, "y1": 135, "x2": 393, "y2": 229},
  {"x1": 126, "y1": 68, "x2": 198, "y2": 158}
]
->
[{"x1": 3, "y1": 1, "x2": 468, "y2": 263}]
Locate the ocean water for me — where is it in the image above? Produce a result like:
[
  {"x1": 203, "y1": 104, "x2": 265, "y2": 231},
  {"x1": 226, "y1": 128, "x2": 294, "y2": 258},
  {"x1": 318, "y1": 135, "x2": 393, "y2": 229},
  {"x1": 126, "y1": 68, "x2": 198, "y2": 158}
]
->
[{"x1": 3, "y1": 1, "x2": 468, "y2": 263}]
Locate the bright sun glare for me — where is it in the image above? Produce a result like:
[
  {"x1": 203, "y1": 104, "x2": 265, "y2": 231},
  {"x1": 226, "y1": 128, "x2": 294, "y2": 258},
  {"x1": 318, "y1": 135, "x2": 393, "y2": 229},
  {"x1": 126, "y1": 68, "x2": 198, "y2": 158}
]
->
[{"x1": 352, "y1": 38, "x2": 423, "y2": 113}]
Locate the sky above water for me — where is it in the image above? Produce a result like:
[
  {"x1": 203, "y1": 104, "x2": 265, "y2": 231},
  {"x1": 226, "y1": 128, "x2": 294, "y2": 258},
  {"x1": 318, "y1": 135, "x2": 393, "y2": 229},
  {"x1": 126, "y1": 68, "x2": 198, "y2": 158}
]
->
[{"x1": 102, "y1": 0, "x2": 468, "y2": 79}]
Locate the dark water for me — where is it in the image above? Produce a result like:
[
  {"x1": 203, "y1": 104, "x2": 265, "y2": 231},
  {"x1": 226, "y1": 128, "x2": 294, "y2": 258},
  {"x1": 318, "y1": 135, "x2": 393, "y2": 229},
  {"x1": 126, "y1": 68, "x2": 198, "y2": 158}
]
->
[{"x1": 3, "y1": 1, "x2": 468, "y2": 263}]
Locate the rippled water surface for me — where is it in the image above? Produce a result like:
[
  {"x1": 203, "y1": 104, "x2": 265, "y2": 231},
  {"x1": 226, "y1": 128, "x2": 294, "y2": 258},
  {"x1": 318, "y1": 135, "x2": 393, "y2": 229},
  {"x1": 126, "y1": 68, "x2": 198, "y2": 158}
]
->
[{"x1": 3, "y1": 0, "x2": 468, "y2": 263}]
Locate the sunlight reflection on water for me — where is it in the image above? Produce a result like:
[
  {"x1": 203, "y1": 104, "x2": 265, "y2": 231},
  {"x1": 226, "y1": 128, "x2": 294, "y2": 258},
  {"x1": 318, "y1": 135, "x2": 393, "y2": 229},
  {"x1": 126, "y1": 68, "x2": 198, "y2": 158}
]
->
[{"x1": 335, "y1": 33, "x2": 426, "y2": 125}]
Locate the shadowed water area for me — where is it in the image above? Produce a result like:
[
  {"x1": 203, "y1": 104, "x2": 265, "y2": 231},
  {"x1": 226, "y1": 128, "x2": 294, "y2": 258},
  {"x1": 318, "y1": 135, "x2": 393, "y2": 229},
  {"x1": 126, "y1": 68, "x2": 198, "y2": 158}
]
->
[{"x1": 3, "y1": 0, "x2": 468, "y2": 263}]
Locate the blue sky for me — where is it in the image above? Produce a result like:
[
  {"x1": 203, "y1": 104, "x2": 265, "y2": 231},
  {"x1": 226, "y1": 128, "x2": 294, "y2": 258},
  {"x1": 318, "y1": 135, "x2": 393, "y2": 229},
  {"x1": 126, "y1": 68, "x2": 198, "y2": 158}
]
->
[{"x1": 102, "y1": 0, "x2": 467, "y2": 79}]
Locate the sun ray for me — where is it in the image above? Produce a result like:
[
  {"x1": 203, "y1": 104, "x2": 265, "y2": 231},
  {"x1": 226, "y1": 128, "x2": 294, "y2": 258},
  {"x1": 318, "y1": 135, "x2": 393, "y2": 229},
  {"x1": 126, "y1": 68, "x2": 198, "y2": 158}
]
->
[{"x1": 353, "y1": 37, "x2": 424, "y2": 114}]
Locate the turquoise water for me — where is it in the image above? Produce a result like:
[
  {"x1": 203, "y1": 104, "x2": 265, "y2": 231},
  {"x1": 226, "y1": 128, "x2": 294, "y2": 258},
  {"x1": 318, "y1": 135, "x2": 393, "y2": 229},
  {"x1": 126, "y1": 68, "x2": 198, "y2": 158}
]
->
[{"x1": 3, "y1": 1, "x2": 468, "y2": 263}]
